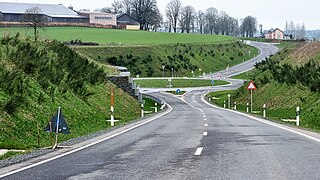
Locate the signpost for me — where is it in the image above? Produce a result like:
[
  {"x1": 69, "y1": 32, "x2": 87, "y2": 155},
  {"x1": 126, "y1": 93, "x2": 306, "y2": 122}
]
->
[
  {"x1": 176, "y1": 89, "x2": 181, "y2": 95},
  {"x1": 247, "y1": 80, "x2": 257, "y2": 113},
  {"x1": 211, "y1": 80, "x2": 215, "y2": 86},
  {"x1": 44, "y1": 107, "x2": 70, "y2": 149}
]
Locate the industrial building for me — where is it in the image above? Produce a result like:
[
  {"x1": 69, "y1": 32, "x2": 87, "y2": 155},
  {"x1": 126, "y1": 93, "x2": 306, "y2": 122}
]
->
[{"x1": 0, "y1": 2, "x2": 88, "y2": 24}]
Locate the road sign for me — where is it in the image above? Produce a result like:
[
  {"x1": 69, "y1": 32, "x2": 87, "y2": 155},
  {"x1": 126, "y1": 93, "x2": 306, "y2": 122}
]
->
[
  {"x1": 247, "y1": 80, "x2": 257, "y2": 113},
  {"x1": 211, "y1": 80, "x2": 215, "y2": 86},
  {"x1": 176, "y1": 89, "x2": 181, "y2": 94},
  {"x1": 247, "y1": 80, "x2": 257, "y2": 90}
]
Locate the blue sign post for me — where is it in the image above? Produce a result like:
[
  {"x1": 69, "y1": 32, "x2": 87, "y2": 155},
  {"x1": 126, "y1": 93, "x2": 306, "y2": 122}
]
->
[
  {"x1": 211, "y1": 80, "x2": 215, "y2": 86},
  {"x1": 176, "y1": 89, "x2": 181, "y2": 95}
]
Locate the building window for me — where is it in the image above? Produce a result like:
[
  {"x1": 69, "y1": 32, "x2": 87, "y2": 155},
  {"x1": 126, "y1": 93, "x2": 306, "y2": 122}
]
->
[{"x1": 94, "y1": 16, "x2": 112, "y2": 20}]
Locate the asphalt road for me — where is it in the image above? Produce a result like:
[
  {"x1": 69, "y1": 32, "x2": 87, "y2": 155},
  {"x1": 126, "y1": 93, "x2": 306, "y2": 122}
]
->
[
  {"x1": 206, "y1": 41, "x2": 279, "y2": 78},
  {"x1": 2, "y1": 90, "x2": 320, "y2": 180},
  {"x1": 1, "y1": 42, "x2": 320, "y2": 179}
]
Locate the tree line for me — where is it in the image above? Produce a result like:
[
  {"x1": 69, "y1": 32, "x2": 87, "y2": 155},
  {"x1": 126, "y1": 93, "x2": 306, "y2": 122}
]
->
[{"x1": 94, "y1": 0, "x2": 257, "y2": 37}]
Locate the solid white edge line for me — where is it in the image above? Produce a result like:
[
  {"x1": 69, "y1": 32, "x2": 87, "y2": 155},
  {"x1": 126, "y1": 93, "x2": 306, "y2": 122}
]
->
[
  {"x1": 201, "y1": 93, "x2": 320, "y2": 143},
  {"x1": 194, "y1": 147, "x2": 203, "y2": 156},
  {"x1": 0, "y1": 103, "x2": 173, "y2": 178}
]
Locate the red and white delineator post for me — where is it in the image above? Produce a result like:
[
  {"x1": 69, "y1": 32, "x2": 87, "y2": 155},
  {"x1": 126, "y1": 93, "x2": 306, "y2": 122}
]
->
[{"x1": 107, "y1": 90, "x2": 119, "y2": 127}]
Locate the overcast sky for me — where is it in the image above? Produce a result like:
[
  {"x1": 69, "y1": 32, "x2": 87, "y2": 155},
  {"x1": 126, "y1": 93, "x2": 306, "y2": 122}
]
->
[{"x1": 2, "y1": 0, "x2": 320, "y2": 30}]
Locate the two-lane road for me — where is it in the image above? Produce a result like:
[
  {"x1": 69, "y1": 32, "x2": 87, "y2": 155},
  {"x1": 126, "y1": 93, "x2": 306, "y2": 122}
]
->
[
  {"x1": 1, "y1": 42, "x2": 320, "y2": 179},
  {"x1": 2, "y1": 90, "x2": 320, "y2": 179}
]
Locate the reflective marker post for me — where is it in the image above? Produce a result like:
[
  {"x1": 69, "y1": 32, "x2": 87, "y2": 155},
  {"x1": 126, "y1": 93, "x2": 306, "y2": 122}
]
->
[
  {"x1": 107, "y1": 91, "x2": 119, "y2": 127},
  {"x1": 296, "y1": 106, "x2": 300, "y2": 126},
  {"x1": 234, "y1": 101, "x2": 237, "y2": 110},
  {"x1": 263, "y1": 104, "x2": 266, "y2": 118},
  {"x1": 228, "y1": 94, "x2": 231, "y2": 109},
  {"x1": 154, "y1": 103, "x2": 158, "y2": 113},
  {"x1": 141, "y1": 103, "x2": 144, "y2": 117},
  {"x1": 224, "y1": 101, "x2": 226, "y2": 108},
  {"x1": 246, "y1": 103, "x2": 249, "y2": 113}
]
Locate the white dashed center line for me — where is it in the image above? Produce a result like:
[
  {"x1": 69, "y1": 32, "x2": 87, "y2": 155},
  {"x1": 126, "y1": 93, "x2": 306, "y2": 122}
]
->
[
  {"x1": 204, "y1": 124, "x2": 208, "y2": 127},
  {"x1": 203, "y1": 132, "x2": 208, "y2": 136},
  {"x1": 194, "y1": 147, "x2": 203, "y2": 156},
  {"x1": 204, "y1": 118, "x2": 207, "y2": 121}
]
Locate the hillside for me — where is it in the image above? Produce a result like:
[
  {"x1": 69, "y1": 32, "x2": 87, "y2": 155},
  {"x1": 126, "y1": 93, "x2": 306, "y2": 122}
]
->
[
  {"x1": 210, "y1": 41, "x2": 320, "y2": 131},
  {"x1": 0, "y1": 27, "x2": 235, "y2": 45},
  {"x1": 75, "y1": 42, "x2": 258, "y2": 77},
  {"x1": 0, "y1": 34, "x2": 141, "y2": 149}
]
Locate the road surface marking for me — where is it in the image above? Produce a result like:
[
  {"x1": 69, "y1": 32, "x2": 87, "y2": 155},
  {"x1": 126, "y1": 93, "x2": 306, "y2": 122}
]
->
[
  {"x1": 201, "y1": 94, "x2": 320, "y2": 144},
  {"x1": 194, "y1": 147, "x2": 203, "y2": 156},
  {"x1": 204, "y1": 124, "x2": 208, "y2": 127},
  {"x1": 0, "y1": 103, "x2": 174, "y2": 178},
  {"x1": 203, "y1": 132, "x2": 208, "y2": 136},
  {"x1": 204, "y1": 118, "x2": 207, "y2": 121}
]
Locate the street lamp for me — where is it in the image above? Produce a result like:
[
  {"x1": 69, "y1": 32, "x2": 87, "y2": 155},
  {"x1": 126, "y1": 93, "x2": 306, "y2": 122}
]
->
[
  {"x1": 171, "y1": 67, "x2": 174, "y2": 78},
  {"x1": 162, "y1": 65, "x2": 165, "y2": 77}
]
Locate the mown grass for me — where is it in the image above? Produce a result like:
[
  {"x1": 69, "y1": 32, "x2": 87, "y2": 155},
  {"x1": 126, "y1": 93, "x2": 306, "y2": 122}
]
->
[
  {"x1": 0, "y1": 27, "x2": 236, "y2": 45},
  {"x1": 134, "y1": 79, "x2": 228, "y2": 88}
]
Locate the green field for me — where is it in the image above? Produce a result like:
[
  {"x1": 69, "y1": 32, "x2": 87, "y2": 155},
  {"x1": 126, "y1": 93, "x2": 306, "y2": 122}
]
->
[
  {"x1": 0, "y1": 27, "x2": 236, "y2": 45},
  {"x1": 135, "y1": 79, "x2": 228, "y2": 88}
]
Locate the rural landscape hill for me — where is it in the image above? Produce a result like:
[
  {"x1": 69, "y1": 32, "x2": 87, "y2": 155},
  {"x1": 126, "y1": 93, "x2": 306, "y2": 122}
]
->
[
  {"x1": 211, "y1": 41, "x2": 320, "y2": 131},
  {"x1": 0, "y1": 28, "x2": 256, "y2": 150},
  {"x1": 0, "y1": 33, "x2": 141, "y2": 149}
]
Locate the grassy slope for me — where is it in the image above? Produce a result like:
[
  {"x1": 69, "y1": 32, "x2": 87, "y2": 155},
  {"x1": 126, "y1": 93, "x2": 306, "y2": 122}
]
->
[
  {"x1": 0, "y1": 27, "x2": 235, "y2": 45},
  {"x1": 75, "y1": 42, "x2": 258, "y2": 77},
  {"x1": 135, "y1": 79, "x2": 228, "y2": 88},
  {"x1": 0, "y1": 37, "x2": 141, "y2": 149},
  {"x1": 209, "y1": 41, "x2": 320, "y2": 131}
]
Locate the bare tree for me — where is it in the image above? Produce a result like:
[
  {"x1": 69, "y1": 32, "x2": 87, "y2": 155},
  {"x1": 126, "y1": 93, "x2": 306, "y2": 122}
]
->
[
  {"x1": 218, "y1": 11, "x2": 230, "y2": 35},
  {"x1": 94, "y1": 7, "x2": 112, "y2": 13},
  {"x1": 205, "y1": 7, "x2": 218, "y2": 34},
  {"x1": 121, "y1": 0, "x2": 132, "y2": 15},
  {"x1": 131, "y1": 0, "x2": 161, "y2": 30},
  {"x1": 165, "y1": 10, "x2": 173, "y2": 32},
  {"x1": 197, "y1": 10, "x2": 205, "y2": 34},
  {"x1": 112, "y1": 0, "x2": 123, "y2": 13},
  {"x1": 23, "y1": 7, "x2": 45, "y2": 41},
  {"x1": 166, "y1": 0, "x2": 182, "y2": 33},
  {"x1": 240, "y1": 16, "x2": 257, "y2": 37},
  {"x1": 228, "y1": 17, "x2": 239, "y2": 36},
  {"x1": 180, "y1": 5, "x2": 196, "y2": 33}
]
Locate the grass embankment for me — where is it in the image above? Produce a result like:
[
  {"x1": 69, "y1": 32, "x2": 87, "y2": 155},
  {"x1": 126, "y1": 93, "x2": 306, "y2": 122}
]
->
[
  {"x1": 210, "y1": 41, "x2": 320, "y2": 131},
  {"x1": 135, "y1": 79, "x2": 228, "y2": 88},
  {"x1": 0, "y1": 27, "x2": 258, "y2": 77},
  {"x1": 0, "y1": 27, "x2": 235, "y2": 45},
  {"x1": 76, "y1": 42, "x2": 258, "y2": 77},
  {"x1": 0, "y1": 35, "x2": 141, "y2": 149}
]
